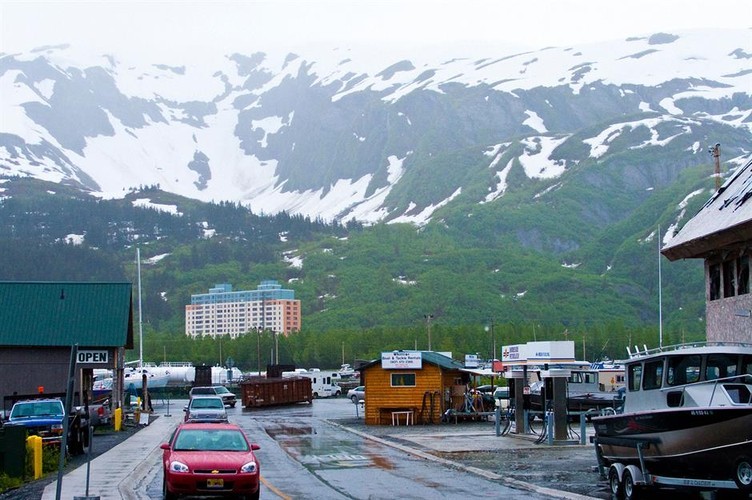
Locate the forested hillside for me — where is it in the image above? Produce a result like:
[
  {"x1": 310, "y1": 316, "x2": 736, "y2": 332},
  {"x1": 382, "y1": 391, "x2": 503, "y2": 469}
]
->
[{"x1": 0, "y1": 176, "x2": 707, "y2": 370}]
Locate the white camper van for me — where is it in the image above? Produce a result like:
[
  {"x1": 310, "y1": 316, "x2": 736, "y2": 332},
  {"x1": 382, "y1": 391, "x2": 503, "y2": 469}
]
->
[{"x1": 283, "y1": 368, "x2": 342, "y2": 398}]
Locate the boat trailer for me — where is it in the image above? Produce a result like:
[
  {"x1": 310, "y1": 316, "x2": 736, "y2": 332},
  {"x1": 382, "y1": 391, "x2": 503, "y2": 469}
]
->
[{"x1": 593, "y1": 435, "x2": 750, "y2": 499}]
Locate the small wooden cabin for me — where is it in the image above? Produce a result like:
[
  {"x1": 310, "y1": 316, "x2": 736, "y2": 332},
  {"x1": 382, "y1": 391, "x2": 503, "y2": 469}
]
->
[{"x1": 361, "y1": 351, "x2": 469, "y2": 425}]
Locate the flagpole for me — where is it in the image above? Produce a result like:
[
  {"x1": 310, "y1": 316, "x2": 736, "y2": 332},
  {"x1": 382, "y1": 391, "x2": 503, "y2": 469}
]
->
[
  {"x1": 658, "y1": 226, "x2": 663, "y2": 348},
  {"x1": 137, "y1": 248, "x2": 143, "y2": 371}
]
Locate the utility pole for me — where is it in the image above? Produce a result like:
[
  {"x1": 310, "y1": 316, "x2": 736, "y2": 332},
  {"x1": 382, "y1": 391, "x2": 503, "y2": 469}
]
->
[
  {"x1": 485, "y1": 320, "x2": 496, "y2": 360},
  {"x1": 710, "y1": 143, "x2": 721, "y2": 191},
  {"x1": 424, "y1": 314, "x2": 434, "y2": 351}
]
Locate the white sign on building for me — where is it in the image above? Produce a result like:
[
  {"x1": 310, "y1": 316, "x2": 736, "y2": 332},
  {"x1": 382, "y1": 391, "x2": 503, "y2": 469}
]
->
[
  {"x1": 501, "y1": 341, "x2": 575, "y2": 366},
  {"x1": 464, "y1": 354, "x2": 480, "y2": 368},
  {"x1": 525, "y1": 341, "x2": 574, "y2": 363},
  {"x1": 76, "y1": 350, "x2": 109, "y2": 364},
  {"x1": 501, "y1": 344, "x2": 526, "y2": 364},
  {"x1": 381, "y1": 351, "x2": 422, "y2": 369}
]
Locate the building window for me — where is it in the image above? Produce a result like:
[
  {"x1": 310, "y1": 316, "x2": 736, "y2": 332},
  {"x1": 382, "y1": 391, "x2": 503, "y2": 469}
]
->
[
  {"x1": 738, "y1": 255, "x2": 750, "y2": 295},
  {"x1": 391, "y1": 373, "x2": 416, "y2": 387},
  {"x1": 723, "y1": 260, "x2": 737, "y2": 298},
  {"x1": 709, "y1": 263, "x2": 721, "y2": 300}
]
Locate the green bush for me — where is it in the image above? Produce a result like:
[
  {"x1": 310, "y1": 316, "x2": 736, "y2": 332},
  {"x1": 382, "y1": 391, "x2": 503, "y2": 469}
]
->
[
  {"x1": 42, "y1": 445, "x2": 62, "y2": 473},
  {"x1": 0, "y1": 473, "x2": 23, "y2": 493}
]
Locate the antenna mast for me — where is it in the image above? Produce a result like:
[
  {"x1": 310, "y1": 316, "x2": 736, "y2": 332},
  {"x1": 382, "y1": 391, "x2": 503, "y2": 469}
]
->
[{"x1": 710, "y1": 143, "x2": 721, "y2": 191}]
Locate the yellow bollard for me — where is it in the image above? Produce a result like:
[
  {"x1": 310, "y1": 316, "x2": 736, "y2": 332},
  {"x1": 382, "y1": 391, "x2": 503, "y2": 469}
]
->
[
  {"x1": 114, "y1": 407, "x2": 123, "y2": 431},
  {"x1": 26, "y1": 435, "x2": 43, "y2": 479}
]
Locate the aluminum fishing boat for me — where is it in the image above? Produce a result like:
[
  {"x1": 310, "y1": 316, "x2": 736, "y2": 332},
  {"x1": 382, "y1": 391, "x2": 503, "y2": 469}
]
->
[{"x1": 592, "y1": 342, "x2": 752, "y2": 495}]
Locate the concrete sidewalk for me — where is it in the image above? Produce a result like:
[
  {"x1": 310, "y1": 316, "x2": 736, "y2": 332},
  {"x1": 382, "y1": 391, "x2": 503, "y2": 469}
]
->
[{"x1": 41, "y1": 413, "x2": 180, "y2": 500}]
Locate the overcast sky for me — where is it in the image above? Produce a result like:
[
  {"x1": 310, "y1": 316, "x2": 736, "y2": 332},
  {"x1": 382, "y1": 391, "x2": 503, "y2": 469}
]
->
[{"x1": 1, "y1": 0, "x2": 750, "y2": 61}]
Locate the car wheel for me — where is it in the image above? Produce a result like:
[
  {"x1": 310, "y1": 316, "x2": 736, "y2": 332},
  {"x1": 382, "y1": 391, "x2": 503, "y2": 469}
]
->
[
  {"x1": 163, "y1": 476, "x2": 177, "y2": 500},
  {"x1": 350, "y1": 396, "x2": 358, "y2": 403},
  {"x1": 230, "y1": 402, "x2": 236, "y2": 408},
  {"x1": 313, "y1": 392, "x2": 319, "y2": 399}
]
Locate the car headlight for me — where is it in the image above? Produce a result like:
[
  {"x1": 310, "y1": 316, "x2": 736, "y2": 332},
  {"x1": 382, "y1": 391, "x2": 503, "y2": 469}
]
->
[
  {"x1": 240, "y1": 461, "x2": 258, "y2": 473},
  {"x1": 169, "y1": 461, "x2": 189, "y2": 473}
]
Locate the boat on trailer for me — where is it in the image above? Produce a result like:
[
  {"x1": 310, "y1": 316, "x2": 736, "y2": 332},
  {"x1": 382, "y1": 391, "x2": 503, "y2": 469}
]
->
[
  {"x1": 592, "y1": 342, "x2": 752, "y2": 498},
  {"x1": 528, "y1": 361, "x2": 625, "y2": 416}
]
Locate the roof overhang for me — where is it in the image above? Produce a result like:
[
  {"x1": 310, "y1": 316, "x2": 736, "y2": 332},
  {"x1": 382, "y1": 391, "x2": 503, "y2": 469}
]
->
[{"x1": 662, "y1": 220, "x2": 752, "y2": 261}]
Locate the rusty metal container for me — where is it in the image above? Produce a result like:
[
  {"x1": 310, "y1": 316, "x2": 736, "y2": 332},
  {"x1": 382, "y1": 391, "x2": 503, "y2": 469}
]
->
[{"x1": 240, "y1": 377, "x2": 312, "y2": 408}]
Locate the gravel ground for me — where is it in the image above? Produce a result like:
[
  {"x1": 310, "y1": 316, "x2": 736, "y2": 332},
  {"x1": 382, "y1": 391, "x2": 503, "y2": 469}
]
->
[{"x1": 0, "y1": 423, "x2": 145, "y2": 500}]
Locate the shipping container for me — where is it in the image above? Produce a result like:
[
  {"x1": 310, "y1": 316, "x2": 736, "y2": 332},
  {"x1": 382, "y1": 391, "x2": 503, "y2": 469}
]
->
[{"x1": 240, "y1": 377, "x2": 312, "y2": 408}]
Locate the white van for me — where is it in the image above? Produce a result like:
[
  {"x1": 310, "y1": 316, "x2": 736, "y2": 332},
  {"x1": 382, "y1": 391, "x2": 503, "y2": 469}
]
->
[{"x1": 284, "y1": 369, "x2": 342, "y2": 398}]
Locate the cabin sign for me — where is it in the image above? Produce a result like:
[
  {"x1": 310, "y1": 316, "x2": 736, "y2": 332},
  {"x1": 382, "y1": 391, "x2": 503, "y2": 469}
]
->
[{"x1": 382, "y1": 351, "x2": 422, "y2": 369}]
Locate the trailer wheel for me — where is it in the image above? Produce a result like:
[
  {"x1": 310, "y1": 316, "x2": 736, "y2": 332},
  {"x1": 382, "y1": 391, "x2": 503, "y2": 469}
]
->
[
  {"x1": 734, "y1": 456, "x2": 752, "y2": 490},
  {"x1": 609, "y1": 467, "x2": 623, "y2": 498},
  {"x1": 622, "y1": 470, "x2": 638, "y2": 500}
]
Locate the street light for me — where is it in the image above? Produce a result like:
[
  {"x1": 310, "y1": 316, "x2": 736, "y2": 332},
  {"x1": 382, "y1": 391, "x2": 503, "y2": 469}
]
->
[
  {"x1": 255, "y1": 327, "x2": 262, "y2": 376},
  {"x1": 274, "y1": 332, "x2": 279, "y2": 365},
  {"x1": 424, "y1": 314, "x2": 433, "y2": 351},
  {"x1": 485, "y1": 320, "x2": 496, "y2": 360}
]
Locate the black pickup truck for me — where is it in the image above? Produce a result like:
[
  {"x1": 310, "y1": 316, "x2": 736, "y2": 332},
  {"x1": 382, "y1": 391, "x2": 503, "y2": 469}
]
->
[{"x1": 6, "y1": 398, "x2": 90, "y2": 455}]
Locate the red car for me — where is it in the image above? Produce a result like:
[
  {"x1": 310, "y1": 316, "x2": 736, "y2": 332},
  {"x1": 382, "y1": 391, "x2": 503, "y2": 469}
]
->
[{"x1": 161, "y1": 422, "x2": 261, "y2": 499}]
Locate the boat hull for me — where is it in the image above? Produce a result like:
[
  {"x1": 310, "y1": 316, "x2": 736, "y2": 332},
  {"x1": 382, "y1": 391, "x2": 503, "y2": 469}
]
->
[{"x1": 593, "y1": 407, "x2": 752, "y2": 479}]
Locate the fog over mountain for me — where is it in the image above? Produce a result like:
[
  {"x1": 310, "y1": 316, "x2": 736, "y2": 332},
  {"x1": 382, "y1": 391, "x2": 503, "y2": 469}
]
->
[{"x1": 1, "y1": 28, "x2": 751, "y2": 227}]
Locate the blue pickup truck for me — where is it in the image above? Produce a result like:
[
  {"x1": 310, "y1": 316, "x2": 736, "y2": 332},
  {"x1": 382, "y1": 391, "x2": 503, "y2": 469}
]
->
[{"x1": 6, "y1": 398, "x2": 90, "y2": 455}]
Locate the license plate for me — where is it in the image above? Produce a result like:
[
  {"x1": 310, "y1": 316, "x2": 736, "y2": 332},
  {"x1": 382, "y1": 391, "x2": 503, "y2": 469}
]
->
[{"x1": 206, "y1": 478, "x2": 224, "y2": 488}]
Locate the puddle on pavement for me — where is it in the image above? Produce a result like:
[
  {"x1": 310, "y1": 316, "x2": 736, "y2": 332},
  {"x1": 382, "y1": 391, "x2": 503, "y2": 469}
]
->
[{"x1": 263, "y1": 420, "x2": 396, "y2": 471}]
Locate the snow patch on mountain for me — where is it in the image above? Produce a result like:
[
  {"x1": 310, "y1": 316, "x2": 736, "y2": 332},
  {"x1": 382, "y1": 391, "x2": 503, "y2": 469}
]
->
[
  {"x1": 1, "y1": 29, "x2": 750, "y2": 226},
  {"x1": 519, "y1": 136, "x2": 570, "y2": 178}
]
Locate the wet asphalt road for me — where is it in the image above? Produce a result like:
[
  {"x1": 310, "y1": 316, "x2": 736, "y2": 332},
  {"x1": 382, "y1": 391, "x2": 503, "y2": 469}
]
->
[
  {"x1": 4, "y1": 398, "x2": 740, "y2": 499},
  {"x1": 144, "y1": 398, "x2": 568, "y2": 499}
]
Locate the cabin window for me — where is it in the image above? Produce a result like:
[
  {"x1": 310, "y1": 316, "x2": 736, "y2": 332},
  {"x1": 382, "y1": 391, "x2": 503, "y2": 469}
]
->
[
  {"x1": 723, "y1": 260, "x2": 737, "y2": 297},
  {"x1": 738, "y1": 256, "x2": 750, "y2": 295},
  {"x1": 705, "y1": 354, "x2": 738, "y2": 381},
  {"x1": 709, "y1": 263, "x2": 721, "y2": 300},
  {"x1": 667, "y1": 355, "x2": 701, "y2": 386},
  {"x1": 742, "y1": 356, "x2": 752, "y2": 379},
  {"x1": 391, "y1": 373, "x2": 416, "y2": 387},
  {"x1": 642, "y1": 360, "x2": 663, "y2": 390},
  {"x1": 628, "y1": 364, "x2": 642, "y2": 392}
]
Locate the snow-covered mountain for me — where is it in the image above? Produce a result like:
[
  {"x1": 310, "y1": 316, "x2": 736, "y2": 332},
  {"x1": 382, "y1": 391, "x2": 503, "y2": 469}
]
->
[{"x1": 1, "y1": 29, "x2": 750, "y2": 224}]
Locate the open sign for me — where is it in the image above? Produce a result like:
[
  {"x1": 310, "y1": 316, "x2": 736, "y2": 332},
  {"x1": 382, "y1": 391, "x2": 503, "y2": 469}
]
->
[{"x1": 76, "y1": 350, "x2": 109, "y2": 364}]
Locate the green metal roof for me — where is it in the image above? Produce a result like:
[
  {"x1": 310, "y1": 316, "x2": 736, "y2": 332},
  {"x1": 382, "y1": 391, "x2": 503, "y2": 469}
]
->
[{"x1": 0, "y1": 282, "x2": 134, "y2": 348}]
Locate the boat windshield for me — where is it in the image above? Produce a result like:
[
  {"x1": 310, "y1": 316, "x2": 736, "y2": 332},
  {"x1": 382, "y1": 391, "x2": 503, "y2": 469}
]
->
[{"x1": 666, "y1": 355, "x2": 701, "y2": 386}]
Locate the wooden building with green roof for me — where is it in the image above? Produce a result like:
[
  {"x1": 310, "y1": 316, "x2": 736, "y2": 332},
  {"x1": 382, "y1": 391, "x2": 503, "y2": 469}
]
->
[
  {"x1": 360, "y1": 350, "x2": 470, "y2": 425},
  {"x1": 0, "y1": 281, "x2": 133, "y2": 413}
]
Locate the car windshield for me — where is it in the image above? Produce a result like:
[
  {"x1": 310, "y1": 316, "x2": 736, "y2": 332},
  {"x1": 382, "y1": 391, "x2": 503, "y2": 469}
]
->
[
  {"x1": 11, "y1": 402, "x2": 63, "y2": 418},
  {"x1": 190, "y1": 398, "x2": 224, "y2": 409},
  {"x1": 174, "y1": 429, "x2": 249, "y2": 451},
  {"x1": 214, "y1": 386, "x2": 230, "y2": 394}
]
